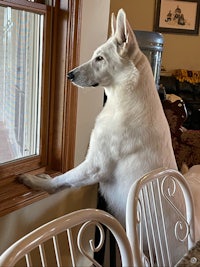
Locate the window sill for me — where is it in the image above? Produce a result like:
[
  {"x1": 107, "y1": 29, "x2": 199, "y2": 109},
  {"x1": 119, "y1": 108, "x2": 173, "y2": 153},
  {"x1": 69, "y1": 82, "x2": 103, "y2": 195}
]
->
[{"x1": 0, "y1": 171, "x2": 60, "y2": 217}]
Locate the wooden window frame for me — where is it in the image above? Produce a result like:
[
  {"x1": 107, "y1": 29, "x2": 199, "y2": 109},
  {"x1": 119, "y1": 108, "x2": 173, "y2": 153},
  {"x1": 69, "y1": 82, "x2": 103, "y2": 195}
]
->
[{"x1": 0, "y1": 0, "x2": 82, "y2": 217}]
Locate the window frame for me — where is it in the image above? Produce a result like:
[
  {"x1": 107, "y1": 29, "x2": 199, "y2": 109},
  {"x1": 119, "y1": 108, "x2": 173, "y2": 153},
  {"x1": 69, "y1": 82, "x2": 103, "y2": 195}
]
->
[{"x1": 0, "y1": 0, "x2": 82, "y2": 216}]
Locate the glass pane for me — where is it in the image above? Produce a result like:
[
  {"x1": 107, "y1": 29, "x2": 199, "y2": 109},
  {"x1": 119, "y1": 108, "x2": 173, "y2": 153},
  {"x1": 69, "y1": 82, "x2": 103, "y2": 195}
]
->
[{"x1": 0, "y1": 6, "x2": 44, "y2": 163}]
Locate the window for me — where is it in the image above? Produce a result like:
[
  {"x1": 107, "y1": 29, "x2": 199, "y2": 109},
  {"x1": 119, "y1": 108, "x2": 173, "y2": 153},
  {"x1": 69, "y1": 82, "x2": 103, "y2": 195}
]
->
[
  {"x1": 0, "y1": 0, "x2": 81, "y2": 216},
  {"x1": 0, "y1": 6, "x2": 43, "y2": 163}
]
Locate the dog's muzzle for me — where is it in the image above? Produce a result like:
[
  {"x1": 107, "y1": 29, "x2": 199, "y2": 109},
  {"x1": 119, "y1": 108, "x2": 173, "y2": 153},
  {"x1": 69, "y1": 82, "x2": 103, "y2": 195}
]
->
[{"x1": 67, "y1": 71, "x2": 74, "y2": 81}]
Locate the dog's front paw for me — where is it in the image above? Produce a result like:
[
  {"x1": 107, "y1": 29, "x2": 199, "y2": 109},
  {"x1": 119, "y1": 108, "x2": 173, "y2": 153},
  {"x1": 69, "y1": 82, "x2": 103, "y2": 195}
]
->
[{"x1": 18, "y1": 173, "x2": 54, "y2": 193}]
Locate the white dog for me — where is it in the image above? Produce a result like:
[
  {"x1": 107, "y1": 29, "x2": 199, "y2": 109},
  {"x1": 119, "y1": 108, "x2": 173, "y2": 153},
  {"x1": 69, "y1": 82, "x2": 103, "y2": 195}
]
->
[{"x1": 19, "y1": 9, "x2": 177, "y2": 227}]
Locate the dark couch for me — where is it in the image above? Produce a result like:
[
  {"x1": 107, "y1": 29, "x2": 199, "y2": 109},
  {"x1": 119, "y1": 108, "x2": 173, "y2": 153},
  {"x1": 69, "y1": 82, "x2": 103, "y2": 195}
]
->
[
  {"x1": 160, "y1": 72, "x2": 200, "y2": 130},
  {"x1": 162, "y1": 99, "x2": 200, "y2": 170}
]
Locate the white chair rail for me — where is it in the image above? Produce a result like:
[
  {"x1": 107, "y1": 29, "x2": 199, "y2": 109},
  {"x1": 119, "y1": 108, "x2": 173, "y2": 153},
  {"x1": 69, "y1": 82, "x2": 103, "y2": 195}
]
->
[
  {"x1": 126, "y1": 167, "x2": 195, "y2": 267},
  {"x1": 0, "y1": 209, "x2": 133, "y2": 267}
]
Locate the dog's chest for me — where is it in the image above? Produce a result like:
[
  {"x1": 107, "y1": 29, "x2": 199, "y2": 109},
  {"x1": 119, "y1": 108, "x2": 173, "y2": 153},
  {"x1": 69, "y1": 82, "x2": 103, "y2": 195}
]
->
[{"x1": 90, "y1": 107, "x2": 142, "y2": 160}]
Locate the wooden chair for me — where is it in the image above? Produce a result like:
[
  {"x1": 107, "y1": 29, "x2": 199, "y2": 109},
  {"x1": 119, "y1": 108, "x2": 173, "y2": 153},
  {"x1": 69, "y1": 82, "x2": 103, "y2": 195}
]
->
[
  {"x1": 0, "y1": 208, "x2": 133, "y2": 267},
  {"x1": 126, "y1": 167, "x2": 195, "y2": 267}
]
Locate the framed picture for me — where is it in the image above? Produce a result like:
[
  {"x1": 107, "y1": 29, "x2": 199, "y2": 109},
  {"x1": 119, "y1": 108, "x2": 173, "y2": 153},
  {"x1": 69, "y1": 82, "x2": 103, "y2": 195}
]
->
[{"x1": 154, "y1": 0, "x2": 200, "y2": 35}]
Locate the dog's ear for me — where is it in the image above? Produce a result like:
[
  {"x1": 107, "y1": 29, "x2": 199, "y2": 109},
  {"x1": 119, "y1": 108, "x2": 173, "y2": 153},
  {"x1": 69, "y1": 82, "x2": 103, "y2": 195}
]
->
[
  {"x1": 115, "y1": 9, "x2": 139, "y2": 58},
  {"x1": 111, "y1": 12, "x2": 116, "y2": 36}
]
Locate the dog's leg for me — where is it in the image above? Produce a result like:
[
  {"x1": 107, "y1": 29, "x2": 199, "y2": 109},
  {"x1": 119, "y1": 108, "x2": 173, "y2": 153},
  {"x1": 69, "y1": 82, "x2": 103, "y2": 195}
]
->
[{"x1": 19, "y1": 160, "x2": 107, "y2": 193}]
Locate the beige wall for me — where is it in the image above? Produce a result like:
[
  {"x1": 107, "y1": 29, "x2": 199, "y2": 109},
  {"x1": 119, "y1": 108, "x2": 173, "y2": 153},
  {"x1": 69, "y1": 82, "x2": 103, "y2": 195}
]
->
[
  {"x1": 75, "y1": 0, "x2": 110, "y2": 165},
  {"x1": 110, "y1": 0, "x2": 200, "y2": 71}
]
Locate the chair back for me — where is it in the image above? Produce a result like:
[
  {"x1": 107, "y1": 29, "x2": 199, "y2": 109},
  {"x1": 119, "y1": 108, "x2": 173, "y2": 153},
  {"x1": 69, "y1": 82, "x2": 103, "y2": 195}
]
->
[
  {"x1": 0, "y1": 208, "x2": 133, "y2": 267},
  {"x1": 126, "y1": 167, "x2": 195, "y2": 267}
]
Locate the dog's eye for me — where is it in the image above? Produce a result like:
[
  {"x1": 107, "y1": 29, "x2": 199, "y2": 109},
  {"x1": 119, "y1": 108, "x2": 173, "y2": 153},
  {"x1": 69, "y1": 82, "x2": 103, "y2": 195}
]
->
[{"x1": 95, "y1": 56, "x2": 104, "y2": 62}]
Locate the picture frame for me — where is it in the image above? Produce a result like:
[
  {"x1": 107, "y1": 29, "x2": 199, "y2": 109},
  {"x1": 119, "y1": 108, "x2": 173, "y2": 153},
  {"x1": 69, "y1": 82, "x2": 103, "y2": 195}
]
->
[{"x1": 154, "y1": 0, "x2": 200, "y2": 35}]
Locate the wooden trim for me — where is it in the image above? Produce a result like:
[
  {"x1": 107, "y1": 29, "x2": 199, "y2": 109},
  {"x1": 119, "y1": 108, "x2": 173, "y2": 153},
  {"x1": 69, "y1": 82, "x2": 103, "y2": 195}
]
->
[
  {"x1": 62, "y1": 0, "x2": 82, "y2": 172},
  {"x1": 47, "y1": 0, "x2": 82, "y2": 172},
  {"x1": 0, "y1": 174, "x2": 48, "y2": 217},
  {"x1": 0, "y1": 156, "x2": 42, "y2": 179}
]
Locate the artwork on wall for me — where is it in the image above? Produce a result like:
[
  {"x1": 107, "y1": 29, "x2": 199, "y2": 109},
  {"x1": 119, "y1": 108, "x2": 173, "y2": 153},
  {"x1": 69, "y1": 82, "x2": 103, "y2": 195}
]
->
[{"x1": 154, "y1": 0, "x2": 200, "y2": 35}]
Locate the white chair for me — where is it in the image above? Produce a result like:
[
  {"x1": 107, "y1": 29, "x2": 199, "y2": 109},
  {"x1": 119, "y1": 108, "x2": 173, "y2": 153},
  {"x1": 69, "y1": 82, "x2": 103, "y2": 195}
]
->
[
  {"x1": 126, "y1": 167, "x2": 195, "y2": 267},
  {"x1": 0, "y1": 208, "x2": 133, "y2": 267}
]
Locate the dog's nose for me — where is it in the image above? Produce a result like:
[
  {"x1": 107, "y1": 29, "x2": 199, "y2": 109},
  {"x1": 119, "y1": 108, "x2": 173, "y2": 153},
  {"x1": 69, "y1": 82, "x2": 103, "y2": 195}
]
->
[{"x1": 67, "y1": 71, "x2": 74, "y2": 81}]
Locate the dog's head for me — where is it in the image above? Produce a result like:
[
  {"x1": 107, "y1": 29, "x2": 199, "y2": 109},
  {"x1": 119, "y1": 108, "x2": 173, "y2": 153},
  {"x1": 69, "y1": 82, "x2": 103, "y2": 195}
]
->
[{"x1": 67, "y1": 9, "x2": 141, "y2": 88}]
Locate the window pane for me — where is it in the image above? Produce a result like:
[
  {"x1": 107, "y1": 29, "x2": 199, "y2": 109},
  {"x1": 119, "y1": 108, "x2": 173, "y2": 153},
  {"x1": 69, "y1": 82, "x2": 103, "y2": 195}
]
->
[{"x1": 0, "y1": 6, "x2": 43, "y2": 163}]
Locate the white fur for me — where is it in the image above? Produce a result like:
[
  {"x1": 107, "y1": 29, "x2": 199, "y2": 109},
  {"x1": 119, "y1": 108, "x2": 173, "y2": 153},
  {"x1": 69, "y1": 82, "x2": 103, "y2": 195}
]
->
[{"x1": 19, "y1": 9, "x2": 177, "y2": 227}]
